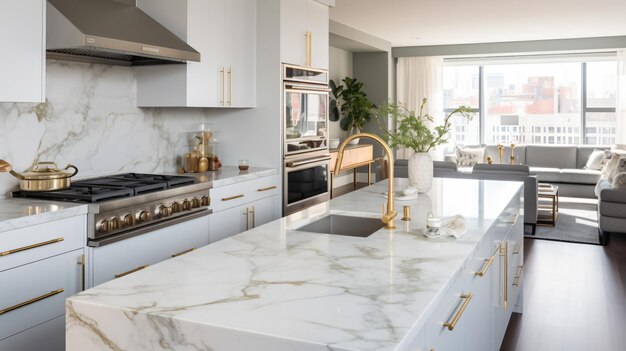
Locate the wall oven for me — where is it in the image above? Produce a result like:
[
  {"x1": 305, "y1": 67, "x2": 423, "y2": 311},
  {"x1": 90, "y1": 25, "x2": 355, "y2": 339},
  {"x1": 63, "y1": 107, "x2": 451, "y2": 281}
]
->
[
  {"x1": 283, "y1": 64, "x2": 330, "y2": 156},
  {"x1": 284, "y1": 151, "x2": 330, "y2": 215},
  {"x1": 283, "y1": 64, "x2": 331, "y2": 215}
]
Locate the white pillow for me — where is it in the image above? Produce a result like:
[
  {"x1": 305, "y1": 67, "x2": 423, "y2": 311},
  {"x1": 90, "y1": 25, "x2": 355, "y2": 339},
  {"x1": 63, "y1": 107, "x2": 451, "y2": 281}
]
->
[
  {"x1": 613, "y1": 172, "x2": 626, "y2": 189},
  {"x1": 602, "y1": 153, "x2": 624, "y2": 178},
  {"x1": 611, "y1": 144, "x2": 626, "y2": 152},
  {"x1": 456, "y1": 146, "x2": 485, "y2": 167},
  {"x1": 609, "y1": 156, "x2": 626, "y2": 183},
  {"x1": 585, "y1": 149, "x2": 606, "y2": 170}
]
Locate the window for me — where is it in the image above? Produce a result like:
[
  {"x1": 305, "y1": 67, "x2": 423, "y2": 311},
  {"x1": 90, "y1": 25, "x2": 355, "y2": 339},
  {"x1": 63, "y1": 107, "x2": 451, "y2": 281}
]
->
[{"x1": 443, "y1": 57, "x2": 617, "y2": 145}]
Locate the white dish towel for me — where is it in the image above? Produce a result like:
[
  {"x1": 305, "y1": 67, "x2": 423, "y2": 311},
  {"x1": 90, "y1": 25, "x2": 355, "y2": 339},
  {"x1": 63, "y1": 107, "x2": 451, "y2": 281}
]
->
[{"x1": 423, "y1": 215, "x2": 467, "y2": 239}]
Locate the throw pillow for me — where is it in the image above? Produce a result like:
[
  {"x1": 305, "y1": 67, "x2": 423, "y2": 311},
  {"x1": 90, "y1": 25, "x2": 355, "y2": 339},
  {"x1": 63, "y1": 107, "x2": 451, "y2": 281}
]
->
[
  {"x1": 611, "y1": 144, "x2": 626, "y2": 152},
  {"x1": 609, "y1": 156, "x2": 626, "y2": 183},
  {"x1": 585, "y1": 149, "x2": 606, "y2": 170},
  {"x1": 601, "y1": 153, "x2": 622, "y2": 178},
  {"x1": 613, "y1": 172, "x2": 626, "y2": 189},
  {"x1": 456, "y1": 146, "x2": 485, "y2": 167}
]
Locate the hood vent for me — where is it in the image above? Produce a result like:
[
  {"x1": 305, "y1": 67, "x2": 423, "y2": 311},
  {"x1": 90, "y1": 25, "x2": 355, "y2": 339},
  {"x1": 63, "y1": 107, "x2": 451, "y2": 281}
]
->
[{"x1": 46, "y1": 0, "x2": 200, "y2": 66}]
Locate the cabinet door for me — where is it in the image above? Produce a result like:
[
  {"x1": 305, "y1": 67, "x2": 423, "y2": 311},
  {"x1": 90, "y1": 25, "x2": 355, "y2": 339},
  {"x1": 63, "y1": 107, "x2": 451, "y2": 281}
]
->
[
  {"x1": 250, "y1": 195, "x2": 279, "y2": 229},
  {"x1": 0, "y1": 315, "x2": 65, "y2": 351},
  {"x1": 425, "y1": 272, "x2": 466, "y2": 351},
  {"x1": 225, "y1": 0, "x2": 256, "y2": 108},
  {"x1": 209, "y1": 205, "x2": 249, "y2": 243},
  {"x1": 0, "y1": 0, "x2": 45, "y2": 102},
  {"x1": 307, "y1": 0, "x2": 329, "y2": 69},
  {"x1": 187, "y1": 0, "x2": 226, "y2": 107},
  {"x1": 280, "y1": 0, "x2": 308, "y2": 66}
]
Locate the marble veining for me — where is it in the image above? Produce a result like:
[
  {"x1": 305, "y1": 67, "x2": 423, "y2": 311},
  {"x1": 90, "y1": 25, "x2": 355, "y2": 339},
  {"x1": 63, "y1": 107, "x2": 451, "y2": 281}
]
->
[
  {"x1": 0, "y1": 199, "x2": 88, "y2": 233},
  {"x1": 67, "y1": 178, "x2": 523, "y2": 351},
  {"x1": 185, "y1": 166, "x2": 277, "y2": 188}
]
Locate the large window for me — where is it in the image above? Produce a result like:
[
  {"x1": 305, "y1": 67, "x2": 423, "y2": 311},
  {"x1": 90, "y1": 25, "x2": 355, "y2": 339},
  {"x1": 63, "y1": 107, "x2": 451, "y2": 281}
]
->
[{"x1": 443, "y1": 57, "x2": 617, "y2": 146}]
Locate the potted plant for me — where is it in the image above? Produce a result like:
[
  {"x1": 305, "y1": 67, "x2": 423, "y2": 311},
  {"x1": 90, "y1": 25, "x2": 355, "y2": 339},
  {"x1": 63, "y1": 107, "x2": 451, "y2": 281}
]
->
[
  {"x1": 330, "y1": 77, "x2": 375, "y2": 144},
  {"x1": 378, "y1": 98, "x2": 473, "y2": 192}
]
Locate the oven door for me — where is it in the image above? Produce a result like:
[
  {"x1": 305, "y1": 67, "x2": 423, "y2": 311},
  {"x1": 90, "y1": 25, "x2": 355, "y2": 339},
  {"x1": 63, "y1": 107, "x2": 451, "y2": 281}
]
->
[
  {"x1": 284, "y1": 85, "x2": 329, "y2": 156},
  {"x1": 284, "y1": 155, "x2": 331, "y2": 215}
]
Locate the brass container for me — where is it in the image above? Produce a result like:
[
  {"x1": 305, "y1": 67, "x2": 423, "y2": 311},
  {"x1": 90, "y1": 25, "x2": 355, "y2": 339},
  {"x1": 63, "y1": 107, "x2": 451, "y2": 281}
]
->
[{"x1": 1, "y1": 161, "x2": 79, "y2": 192}]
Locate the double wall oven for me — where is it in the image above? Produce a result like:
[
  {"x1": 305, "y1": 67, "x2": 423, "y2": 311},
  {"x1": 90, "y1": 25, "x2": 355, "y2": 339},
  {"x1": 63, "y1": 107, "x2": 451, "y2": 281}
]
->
[{"x1": 283, "y1": 64, "x2": 331, "y2": 215}]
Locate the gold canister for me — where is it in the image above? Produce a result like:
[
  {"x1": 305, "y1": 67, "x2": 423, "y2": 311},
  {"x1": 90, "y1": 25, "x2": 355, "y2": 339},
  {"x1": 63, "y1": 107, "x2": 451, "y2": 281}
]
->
[
  {"x1": 197, "y1": 156, "x2": 209, "y2": 172},
  {"x1": 183, "y1": 153, "x2": 199, "y2": 173}
]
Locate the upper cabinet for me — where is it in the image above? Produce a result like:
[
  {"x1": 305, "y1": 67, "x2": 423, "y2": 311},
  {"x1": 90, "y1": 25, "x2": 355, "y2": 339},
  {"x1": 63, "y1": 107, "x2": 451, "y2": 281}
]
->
[
  {"x1": 281, "y1": 0, "x2": 329, "y2": 69},
  {"x1": 136, "y1": 0, "x2": 256, "y2": 108},
  {"x1": 0, "y1": 0, "x2": 45, "y2": 103}
]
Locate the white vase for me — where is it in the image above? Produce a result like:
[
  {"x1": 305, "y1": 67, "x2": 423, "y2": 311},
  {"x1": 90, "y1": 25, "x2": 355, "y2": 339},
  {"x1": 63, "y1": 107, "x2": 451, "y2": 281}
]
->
[
  {"x1": 348, "y1": 127, "x2": 361, "y2": 145},
  {"x1": 408, "y1": 152, "x2": 433, "y2": 193}
]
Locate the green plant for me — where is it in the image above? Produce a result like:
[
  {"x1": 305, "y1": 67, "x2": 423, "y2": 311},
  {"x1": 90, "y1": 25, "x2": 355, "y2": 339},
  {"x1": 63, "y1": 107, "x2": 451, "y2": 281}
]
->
[
  {"x1": 378, "y1": 98, "x2": 473, "y2": 153},
  {"x1": 330, "y1": 77, "x2": 375, "y2": 131}
]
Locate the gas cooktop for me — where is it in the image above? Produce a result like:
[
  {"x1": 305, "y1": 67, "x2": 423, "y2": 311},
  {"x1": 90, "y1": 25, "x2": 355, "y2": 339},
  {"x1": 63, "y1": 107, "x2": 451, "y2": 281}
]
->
[{"x1": 13, "y1": 173, "x2": 196, "y2": 203}]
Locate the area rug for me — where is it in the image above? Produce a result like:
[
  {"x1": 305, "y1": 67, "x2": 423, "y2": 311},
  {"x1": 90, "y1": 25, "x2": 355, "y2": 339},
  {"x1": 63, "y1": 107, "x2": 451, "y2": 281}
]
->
[{"x1": 525, "y1": 197, "x2": 600, "y2": 245}]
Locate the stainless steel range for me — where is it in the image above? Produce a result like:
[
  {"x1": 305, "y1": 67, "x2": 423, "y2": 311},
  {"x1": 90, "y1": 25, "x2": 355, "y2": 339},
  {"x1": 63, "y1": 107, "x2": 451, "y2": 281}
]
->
[{"x1": 13, "y1": 173, "x2": 211, "y2": 247}]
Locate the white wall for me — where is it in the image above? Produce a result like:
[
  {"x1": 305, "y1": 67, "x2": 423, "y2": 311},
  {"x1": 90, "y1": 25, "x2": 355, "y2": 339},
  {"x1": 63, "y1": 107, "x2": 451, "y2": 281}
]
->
[{"x1": 329, "y1": 46, "x2": 352, "y2": 142}]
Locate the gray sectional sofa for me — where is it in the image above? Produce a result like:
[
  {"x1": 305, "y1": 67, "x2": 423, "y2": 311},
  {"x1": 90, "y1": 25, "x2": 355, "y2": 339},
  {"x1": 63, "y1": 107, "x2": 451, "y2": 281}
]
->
[{"x1": 596, "y1": 178, "x2": 626, "y2": 245}]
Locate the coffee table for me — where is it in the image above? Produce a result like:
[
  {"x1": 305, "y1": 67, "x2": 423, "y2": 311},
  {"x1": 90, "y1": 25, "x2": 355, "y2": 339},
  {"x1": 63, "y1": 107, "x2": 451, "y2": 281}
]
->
[{"x1": 537, "y1": 184, "x2": 559, "y2": 226}]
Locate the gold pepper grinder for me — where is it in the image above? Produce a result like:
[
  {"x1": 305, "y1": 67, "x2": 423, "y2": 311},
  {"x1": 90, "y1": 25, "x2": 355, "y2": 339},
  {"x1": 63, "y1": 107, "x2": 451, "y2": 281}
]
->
[{"x1": 402, "y1": 205, "x2": 411, "y2": 221}]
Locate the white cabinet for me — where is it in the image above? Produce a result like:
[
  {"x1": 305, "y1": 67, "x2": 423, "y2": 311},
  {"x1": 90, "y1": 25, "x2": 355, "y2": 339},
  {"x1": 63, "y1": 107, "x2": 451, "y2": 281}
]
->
[
  {"x1": 280, "y1": 0, "x2": 329, "y2": 69},
  {"x1": 424, "y1": 272, "x2": 466, "y2": 351},
  {"x1": 209, "y1": 175, "x2": 279, "y2": 243},
  {"x1": 137, "y1": 0, "x2": 256, "y2": 108},
  {"x1": 89, "y1": 215, "x2": 209, "y2": 286},
  {"x1": 0, "y1": 0, "x2": 45, "y2": 102}
]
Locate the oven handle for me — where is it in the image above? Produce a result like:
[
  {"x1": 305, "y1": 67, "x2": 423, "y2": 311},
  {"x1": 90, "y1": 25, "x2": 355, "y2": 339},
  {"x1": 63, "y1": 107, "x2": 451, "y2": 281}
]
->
[{"x1": 286, "y1": 156, "x2": 331, "y2": 169}]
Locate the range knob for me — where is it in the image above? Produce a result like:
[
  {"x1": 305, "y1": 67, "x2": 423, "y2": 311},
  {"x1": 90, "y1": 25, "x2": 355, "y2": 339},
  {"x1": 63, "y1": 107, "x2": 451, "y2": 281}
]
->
[
  {"x1": 171, "y1": 201, "x2": 182, "y2": 213},
  {"x1": 136, "y1": 210, "x2": 151, "y2": 223},
  {"x1": 200, "y1": 195, "x2": 210, "y2": 207},
  {"x1": 110, "y1": 217, "x2": 122, "y2": 231},
  {"x1": 122, "y1": 213, "x2": 134, "y2": 227},
  {"x1": 158, "y1": 205, "x2": 173, "y2": 218},
  {"x1": 97, "y1": 219, "x2": 111, "y2": 233},
  {"x1": 191, "y1": 197, "x2": 201, "y2": 209},
  {"x1": 182, "y1": 199, "x2": 192, "y2": 211}
]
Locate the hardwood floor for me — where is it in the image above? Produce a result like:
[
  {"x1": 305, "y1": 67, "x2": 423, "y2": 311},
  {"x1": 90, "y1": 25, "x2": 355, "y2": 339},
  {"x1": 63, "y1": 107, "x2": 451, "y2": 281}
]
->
[{"x1": 501, "y1": 235, "x2": 626, "y2": 351}]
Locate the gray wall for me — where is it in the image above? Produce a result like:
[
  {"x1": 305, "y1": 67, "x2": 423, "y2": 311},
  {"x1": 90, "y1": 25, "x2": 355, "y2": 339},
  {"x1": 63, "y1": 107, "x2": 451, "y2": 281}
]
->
[{"x1": 329, "y1": 46, "x2": 353, "y2": 141}]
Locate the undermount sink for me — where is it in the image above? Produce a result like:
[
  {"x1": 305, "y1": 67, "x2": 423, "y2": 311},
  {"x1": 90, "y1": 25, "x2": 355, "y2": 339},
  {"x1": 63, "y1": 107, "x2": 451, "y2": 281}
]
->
[{"x1": 295, "y1": 215, "x2": 384, "y2": 238}]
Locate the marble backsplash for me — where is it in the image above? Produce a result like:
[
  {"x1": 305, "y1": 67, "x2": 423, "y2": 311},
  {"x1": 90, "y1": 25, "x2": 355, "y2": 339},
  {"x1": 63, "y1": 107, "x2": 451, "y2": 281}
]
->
[{"x1": 0, "y1": 60, "x2": 225, "y2": 197}]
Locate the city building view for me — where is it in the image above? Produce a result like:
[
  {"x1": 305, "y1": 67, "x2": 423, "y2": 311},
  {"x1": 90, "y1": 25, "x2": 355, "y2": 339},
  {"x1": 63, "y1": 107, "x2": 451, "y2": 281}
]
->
[{"x1": 443, "y1": 60, "x2": 617, "y2": 146}]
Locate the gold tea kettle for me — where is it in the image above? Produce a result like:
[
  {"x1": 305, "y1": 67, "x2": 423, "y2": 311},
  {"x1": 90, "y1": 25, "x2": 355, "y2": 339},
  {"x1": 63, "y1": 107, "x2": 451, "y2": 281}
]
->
[{"x1": 0, "y1": 160, "x2": 78, "y2": 192}]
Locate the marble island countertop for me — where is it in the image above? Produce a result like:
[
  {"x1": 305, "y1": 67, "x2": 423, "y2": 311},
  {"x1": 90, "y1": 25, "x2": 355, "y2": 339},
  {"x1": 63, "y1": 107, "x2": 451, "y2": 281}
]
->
[{"x1": 67, "y1": 178, "x2": 523, "y2": 351}]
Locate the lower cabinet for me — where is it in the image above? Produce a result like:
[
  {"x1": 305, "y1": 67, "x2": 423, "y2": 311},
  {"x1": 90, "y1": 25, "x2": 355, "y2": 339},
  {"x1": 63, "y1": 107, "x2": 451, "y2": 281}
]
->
[
  {"x1": 90, "y1": 215, "x2": 209, "y2": 286},
  {"x1": 209, "y1": 195, "x2": 279, "y2": 243},
  {"x1": 0, "y1": 315, "x2": 65, "y2": 351},
  {"x1": 424, "y1": 272, "x2": 466, "y2": 350}
]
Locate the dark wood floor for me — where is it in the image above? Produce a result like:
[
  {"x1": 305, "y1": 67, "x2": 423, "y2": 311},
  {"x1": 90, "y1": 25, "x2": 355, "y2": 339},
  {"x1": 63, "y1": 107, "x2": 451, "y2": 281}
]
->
[{"x1": 501, "y1": 235, "x2": 626, "y2": 351}]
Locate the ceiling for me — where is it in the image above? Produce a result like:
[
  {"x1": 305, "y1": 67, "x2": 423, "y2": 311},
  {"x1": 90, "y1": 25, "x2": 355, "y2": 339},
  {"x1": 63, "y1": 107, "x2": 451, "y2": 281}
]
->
[{"x1": 330, "y1": 0, "x2": 626, "y2": 47}]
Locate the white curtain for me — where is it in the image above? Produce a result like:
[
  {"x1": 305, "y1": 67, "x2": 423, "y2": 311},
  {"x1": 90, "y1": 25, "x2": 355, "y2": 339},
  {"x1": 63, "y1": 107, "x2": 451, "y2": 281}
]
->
[
  {"x1": 395, "y1": 56, "x2": 444, "y2": 159},
  {"x1": 617, "y1": 50, "x2": 626, "y2": 144}
]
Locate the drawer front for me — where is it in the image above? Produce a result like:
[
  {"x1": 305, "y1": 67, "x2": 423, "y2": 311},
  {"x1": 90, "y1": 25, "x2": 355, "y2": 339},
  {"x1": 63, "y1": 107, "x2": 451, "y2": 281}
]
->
[
  {"x1": 425, "y1": 272, "x2": 466, "y2": 351},
  {"x1": 210, "y1": 175, "x2": 278, "y2": 213},
  {"x1": 0, "y1": 249, "x2": 83, "y2": 340},
  {"x1": 91, "y1": 215, "x2": 209, "y2": 286},
  {"x1": 0, "y1": 314, "x2": 64, "y2": 351},
  {"x1": 0, "y1": 215, "x2": 85, "y2": 272}
]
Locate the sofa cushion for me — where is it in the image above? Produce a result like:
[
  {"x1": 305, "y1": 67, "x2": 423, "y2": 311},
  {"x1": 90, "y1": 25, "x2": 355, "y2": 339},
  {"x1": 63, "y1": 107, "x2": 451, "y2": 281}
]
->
[
  {"x1": 558, "y1": 169, "x2": 602, "y2": 185},
  {"x1": 473, "y1": 164, "x2": 530, "y2": 177},
  {"x1": 526, "y1": 145, "x2": 577, "y2": 169},
  {"x1": 529, "y1": 167, "x2": 562, "y2": 183},
  {"x1": 456, "y1": 146, "x2": 485, "y2": 167},
  {"x1": 577, "y1": 146, "x2": 609, "y2": 169}
]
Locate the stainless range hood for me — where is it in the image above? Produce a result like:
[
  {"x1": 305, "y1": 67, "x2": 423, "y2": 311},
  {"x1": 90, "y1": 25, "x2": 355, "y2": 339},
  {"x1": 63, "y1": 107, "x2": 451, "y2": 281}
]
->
[{"x1": 46, "y1": 0, "x2": 200, "y2": 66}]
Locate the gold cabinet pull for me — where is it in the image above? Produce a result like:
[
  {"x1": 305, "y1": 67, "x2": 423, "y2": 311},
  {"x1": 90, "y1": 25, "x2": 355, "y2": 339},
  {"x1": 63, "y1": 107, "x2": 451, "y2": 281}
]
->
[
  {"x1": 0, "y1": 289, "x2": 64, "y2": 315},
  {"x1": 250, "y1": 206, "x2": 255, "y2": 228},
  {"x1": 222, "y1": 194, "x2": 244, "y2": 201},
  {"x1": 244, "y1": 207, "x2": 250, "y2": 230},
  {"x1": 227, "y1": 66, "x2": 232, "y2": 106},
  {"x1": 0, "y1": 237, "x2": 64, "y2": 257},
  {"x1": 114, "y1": 265, "x2": 149, "y2": 279},
  {"x1": 513, "y1": 243, "x2": 521, "y2": 255},
  {"x1": 443, "y1": 292, "x2": 473, "y2": 331},
  {"x1": 220, "y1": 66, "x2": 225, "y2": 105},
  {"x1": 508, "y1": 213, "x2": 519, "y2": 225},
  {"x1": 257, "y1": 186, "x2": 277, "y2": 192},
  {"x1": 474, "y1": 255, "x2": 495, "y2": 277},
  {"x1": 171, "y1": 248, "x2": 196, "y2": 258},
  {"x1": 80, "y1": 254, "x2": 85, "y2": 291},
  {"x1": 513, "y1": 265, "x2": 525, "y2": 287},
  {"x1": 500, "y1": 241, "x2": 508, "y2": 309}
]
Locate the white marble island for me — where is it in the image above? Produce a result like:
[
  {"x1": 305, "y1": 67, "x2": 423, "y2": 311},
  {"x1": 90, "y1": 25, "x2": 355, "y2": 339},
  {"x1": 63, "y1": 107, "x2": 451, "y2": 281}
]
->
[{"x1": 66, "y1": 178, "x2": 524, "y2": 351}]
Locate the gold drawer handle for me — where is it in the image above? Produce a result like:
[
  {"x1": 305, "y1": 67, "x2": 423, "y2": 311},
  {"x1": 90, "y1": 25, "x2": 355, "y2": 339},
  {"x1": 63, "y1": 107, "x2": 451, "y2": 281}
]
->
[
  {"x1": 513, "y1": 243, "x2": 521, "y2": 255},
  {"x1": 513, "y1": 265, "x2": 525, "y2": 287},
  {"x1": 114, "y1": 265, "x2": 149, "y2": 279},
  {"x1": 0, "y1": 237, "x2": 64, "y2": 257},
  {"x1": 222, "y1": 194, "x2": 244, "y2": 201},
  {"x1": 0, "y1": 289, "x2": 64, "y2": 315},
  {"x1": 172, "y1": 248, "x2": 196, "y2": 258},
  {"x1": 257, "y1": 186, "x2": 277, "y2": 192},
  {"x1": 508, "y1": 213, "x2": 519, "y2": 224},
  {"x1": 474, "y1": 255, "x2": 495, "y2": 277},
  {"x1": 443, "y1": 292, "x2": 473, "y2": 331}
]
